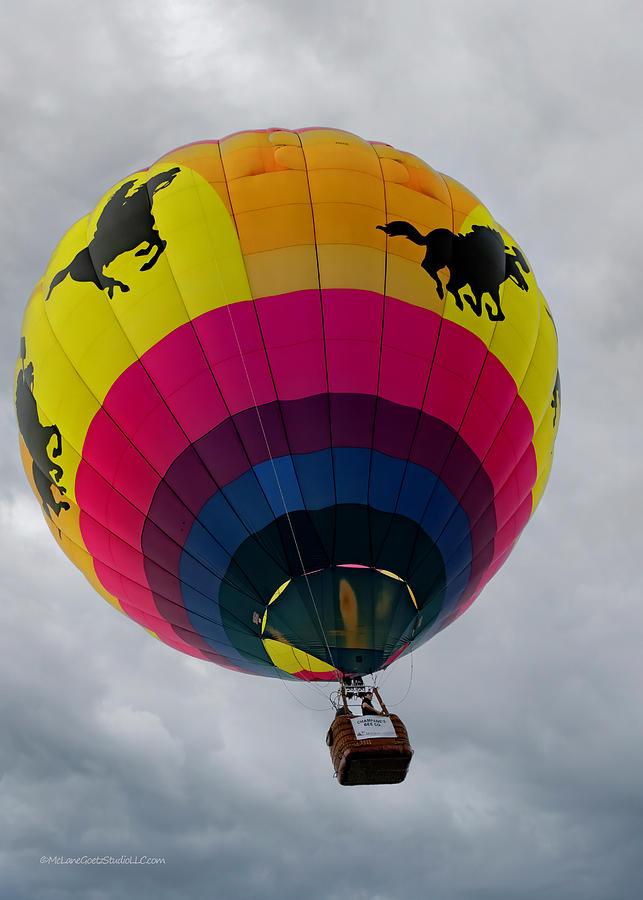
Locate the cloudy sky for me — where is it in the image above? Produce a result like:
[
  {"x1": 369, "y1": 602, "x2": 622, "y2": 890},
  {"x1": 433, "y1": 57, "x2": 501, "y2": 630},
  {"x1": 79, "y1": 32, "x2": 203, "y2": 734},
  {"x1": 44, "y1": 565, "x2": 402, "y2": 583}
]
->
[{"x1": 2, "y1": 1, "x2": 642, "y2": 897}]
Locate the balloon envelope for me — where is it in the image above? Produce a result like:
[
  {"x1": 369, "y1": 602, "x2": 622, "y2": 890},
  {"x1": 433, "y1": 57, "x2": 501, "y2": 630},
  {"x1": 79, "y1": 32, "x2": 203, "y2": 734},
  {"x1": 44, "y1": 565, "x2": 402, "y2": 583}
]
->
[{"x1": 15, "y1": 128, "x2": 559, "y2": 680}]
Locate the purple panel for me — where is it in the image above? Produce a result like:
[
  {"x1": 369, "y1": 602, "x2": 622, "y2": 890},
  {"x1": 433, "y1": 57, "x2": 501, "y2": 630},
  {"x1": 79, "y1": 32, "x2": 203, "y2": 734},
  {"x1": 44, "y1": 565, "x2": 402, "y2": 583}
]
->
[
  {"x1": 410, "y1": 416, "x2": 453, "y2": 473},
  {"x1": 373, "y1": 398, "x2": 420, "y2": 459},
  {"x1": 141, "y1": 519, "x2": 184, "y2": 571},
  {"x1": 281, "y1": 394, "x2": 331, "y2": 454},
  {"x1": 330, "y1": 394, "x2": 376, "y2": 448},
  {"x1": 195, "y1": 418, "x2": 249, "y2": 486},
  {"x1": 147, "y1": 482, "x2": 197, "y2": 546},
  {"x1": 234, "y1": 402, "x2": 290, "y2": 464},
  {"x1": 163, "y1": 445, "x2": 218, "y2": 513},
  {"x1": 441, "y1": 440, "x2": 482, "y2": 500}
]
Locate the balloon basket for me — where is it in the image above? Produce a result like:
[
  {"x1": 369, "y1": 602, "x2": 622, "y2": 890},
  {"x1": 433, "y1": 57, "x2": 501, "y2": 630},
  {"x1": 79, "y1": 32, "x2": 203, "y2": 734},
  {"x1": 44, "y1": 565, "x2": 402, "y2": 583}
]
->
[
  {"x1": 327, "y1": 685, "x2": 413, "y2": 785},
  {"x1": 328, "y1": 713, "x2": 413, "y2": 785}
]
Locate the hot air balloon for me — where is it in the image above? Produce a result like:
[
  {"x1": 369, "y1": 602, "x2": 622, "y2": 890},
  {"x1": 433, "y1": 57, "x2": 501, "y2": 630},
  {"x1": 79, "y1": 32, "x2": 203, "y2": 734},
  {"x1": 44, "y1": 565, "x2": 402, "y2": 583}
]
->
[{"x1": 15, "y1": 128, "x2": 559, "y2": 783}]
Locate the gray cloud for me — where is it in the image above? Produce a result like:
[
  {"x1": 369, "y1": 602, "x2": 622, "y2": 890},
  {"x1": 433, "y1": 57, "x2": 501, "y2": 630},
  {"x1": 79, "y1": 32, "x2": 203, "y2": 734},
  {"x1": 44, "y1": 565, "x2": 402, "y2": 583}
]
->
[{"x1": 2, "y1": 0, "x2": 642, "y2": 897}]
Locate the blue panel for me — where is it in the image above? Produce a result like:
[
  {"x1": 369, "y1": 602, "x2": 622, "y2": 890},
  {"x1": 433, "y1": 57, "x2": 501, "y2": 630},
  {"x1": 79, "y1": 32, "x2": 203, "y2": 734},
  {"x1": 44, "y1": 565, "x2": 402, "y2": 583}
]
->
[
  {"x1": 292, "y1": 449, "x2": 335, "y2": 509},
  {"x1": 421, "y1": 480, "x2": 461, "y2": 542},
  {"x1": 254, "y1": 455, "x2": 305, "y2": 518},
  {"x1": 182, "y1": 518, "x2": 233, "y2": 576},
  {"x1": 179, "y1": 448, "x2": 476, "y2": 669},
  {"x1": 440, "y1": 535, "x2": 472, "y2": 586},
  {"x1": 368, "y1": 451, "x2": 406, "y2": 511},
  {"x1": 333, "y1": 447, "x2": 371, "y2": 504},
  {"x1": 198, "y1": 491, "x2": 251, "y2": 555},
  {"x1": 221, "y1": 475, "x2": 275, "y2": 538},
  {"x1": 397, "y1": 462, "x2": 439, "y2": 522}
]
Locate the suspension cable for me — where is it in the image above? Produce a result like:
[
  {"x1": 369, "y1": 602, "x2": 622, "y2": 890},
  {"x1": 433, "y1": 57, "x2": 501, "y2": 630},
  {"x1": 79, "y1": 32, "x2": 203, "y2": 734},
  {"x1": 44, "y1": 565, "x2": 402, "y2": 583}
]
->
[{"x1": 224, "y1": 304, "x2": 339, "y2": 676}]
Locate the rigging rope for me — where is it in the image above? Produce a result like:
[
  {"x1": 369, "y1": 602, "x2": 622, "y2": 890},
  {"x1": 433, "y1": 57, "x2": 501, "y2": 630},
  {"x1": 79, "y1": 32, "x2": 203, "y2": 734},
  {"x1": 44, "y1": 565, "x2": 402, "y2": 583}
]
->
[{"x1": 225, "y1": 304, "x2": 340, "y2": 677}]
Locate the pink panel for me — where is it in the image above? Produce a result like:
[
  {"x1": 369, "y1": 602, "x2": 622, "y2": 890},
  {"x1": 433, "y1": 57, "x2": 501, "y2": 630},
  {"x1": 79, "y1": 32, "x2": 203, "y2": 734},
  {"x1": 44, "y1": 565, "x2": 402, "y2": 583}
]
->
[
  {"x1": 194, "y1": 301, "x2": 276, "y2": 414},
  {"x1": 475, "y1": 352, "x2": 517, "y2": 413},
  {"x1": 490, "y1": 493, "x2": 532, "y2": 561},
  {"x1": 267, "y1": 342, "x2": 328, "y2": 399},
  {"x1": 323, "y1": 289, "x2": 383, "y2": 343},
  {"x1": 323, "y1": 289, "x2": 383, "y2": 394},
  {"x1": 81, "y1": 514, "x2": 147, "y2": 586},
  {"x1": 257, "y1": 290, "x2": 323, "y2": 345},
  {"x1": 493, "y1": 448, "x2": 537, "y2": 530},
  {"x1": 155, "y1": 368, "x2": 229, "y2": 442},
  {"x1": 437, "y1": 322, "x2": 487, "y2": 381},
  {"x1": 483, "y1": 401, "x2": 535, "y2": 490},
  {"x1": 82, "y1": 410, "x2": 160, "y2": 513},
  {"x1": 209, "y1": 350, "x2": 276, "y2": 413},
  {"x1": 326, "y1": 338, "x2": 380, "y2": 394},
  {"x1": 423, "y1": 364, "x2": 473, "y2": 429},
  {"x1": 379, "y1": 299, "x2": 440, "y2": 407},
  {"x1": 379, "y1": 345, "x2": 430, "y2": 408},
  {"x1": 459, "y1": 392, "x2": 502, "y2": 460},
  {"x1": 102, "y1": 361, "x2": 188, "y2": 473},
  {"x1": 77, "y1": 474, "x2": 145, "y2": 549},
  {"x1": 257, "y1": 291, "x2": 326, "y2": 400},
  {"x1": 143, "y1": 323, "x2": 229, "y2": 441}
]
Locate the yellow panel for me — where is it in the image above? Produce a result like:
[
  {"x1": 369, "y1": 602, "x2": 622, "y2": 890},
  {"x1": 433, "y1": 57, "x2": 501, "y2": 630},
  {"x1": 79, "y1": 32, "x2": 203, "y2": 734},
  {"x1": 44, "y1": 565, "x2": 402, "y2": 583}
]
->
[
  {"x1": 151, "y1": 166, "x2": 252, "y2": 320},
  {"x1": 383, "y1": 182, "x2": 452, "y2": 232},
  {"x1": 487, "y1": 225, "x2": 541, "y2": 389},
  {"x1": 262, "y1": 637, "x2": 336, "y2": 675},
  {"x1": 308, "y1": 168, "x2": 384, "y2": 209},
  {"x1": 384, "y1": 253, "x2": 445, "y2": 313},
  {"x1": 518, "y1": 295, "x2": 559, "y2": 429},
  {"x1": 42, "y1": 223, "x2": 138, "y2": 401},
  {"x1": 312, "y1": 201, "x2": 387, "y2": 248},
  {"x1": 18, "y1": 288, "x2": 100, "y2": 503},
  {"x1": 268, "y1": 130, "x2": 303, "y2": 147},
  {"x1": 316, "y1": 245, "x2": 386, "y2": 294},
  {"x1": 300, "y1": 129, "x2": 382, "y2": 174},
  {"x1": 233, "y1": 203, "x2": 315, "y2": 253},
  {"x1": 41, "y1": 162, "x2": 252, "y2": 387},
  {"x1": 243, "y1": 245, "x2": 322, "y2": 298},
  {"x1": 373, "y1": 142, "x2": 452, "y2": 204},
  {"x1": 439, "y1": 174, "x2": 482, "y2": 231},
  {"x1": 531, "y1": 382, "x2": 559, "y2": 477},
  {"x1": 378, "y1": 156, "x2": 411, "y2": 185},
  {"x1": 51, "y1": 505, "x2": 124, "y2": 613},
  {"x1": 154, "y1": 141, "x2": 233, "y2": 215},
  {"x1": 272, "y1": 144, "x2": 307, "y2": 171},
  {"x1": 225, "y1": 168, "x2": 309, "y2": 214},
  {"x1": 531, "y1": 450, "x2": 554, "y2": 512}
]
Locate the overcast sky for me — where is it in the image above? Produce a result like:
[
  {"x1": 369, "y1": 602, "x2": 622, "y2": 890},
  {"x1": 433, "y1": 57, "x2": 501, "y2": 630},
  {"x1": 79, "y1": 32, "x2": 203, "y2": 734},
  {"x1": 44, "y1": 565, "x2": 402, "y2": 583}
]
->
[{"x1": 2, "y1": 1, "x2": 642, "y2": 898}]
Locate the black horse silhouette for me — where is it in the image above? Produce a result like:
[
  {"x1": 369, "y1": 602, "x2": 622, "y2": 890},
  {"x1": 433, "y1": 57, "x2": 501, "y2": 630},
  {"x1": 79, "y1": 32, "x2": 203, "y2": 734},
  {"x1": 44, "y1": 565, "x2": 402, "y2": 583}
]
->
[
  {"x1": 377, "y1": 221, "x2": 530, "y2": 322},
  {"x1": 551, "y1": 370, "x2": 561, "y2": 427},
  {"x1": 16, "y1": 342, "x2": 70, "y2": 530},
  {"x1": 45, "y1": 167, "x2": 181, "y2": 301}
]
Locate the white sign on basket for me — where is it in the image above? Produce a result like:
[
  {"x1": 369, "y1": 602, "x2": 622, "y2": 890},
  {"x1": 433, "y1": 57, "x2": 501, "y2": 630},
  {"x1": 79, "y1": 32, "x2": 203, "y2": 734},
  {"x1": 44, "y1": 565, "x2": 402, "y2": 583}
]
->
[{"x1": 350, "y1": 715, "x2": 397, "y2": 740}]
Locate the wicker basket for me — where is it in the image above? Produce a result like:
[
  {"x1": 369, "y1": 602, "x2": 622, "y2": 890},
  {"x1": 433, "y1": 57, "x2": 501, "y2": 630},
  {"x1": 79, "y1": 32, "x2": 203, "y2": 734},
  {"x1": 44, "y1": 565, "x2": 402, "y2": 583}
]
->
[{"x1": 328, "y1": 714, "x2": 413, "y2": 785}]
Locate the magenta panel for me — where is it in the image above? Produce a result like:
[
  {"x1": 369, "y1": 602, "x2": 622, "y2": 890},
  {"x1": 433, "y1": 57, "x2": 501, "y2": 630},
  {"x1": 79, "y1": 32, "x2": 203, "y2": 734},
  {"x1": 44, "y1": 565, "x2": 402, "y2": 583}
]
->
[
  {"x1": 323, "y1": 289, "x2": 383, "y2": 394},
  {"x1": 379, "y1": 298, "x2": 440, "y2": 407},
  {"x1": 257, "y1": 291, "x2": 327, "y2": 400},
  {"x1": 423, "y1": 364, "x2": 474, "y2": 430},
  {"x1": 143, "y1": 324, "x2": 229, "y2": 442},
  {"x1": 492, "y1": 447, "x2": 537, "y2": 531},
  {"x1": 483, "y1": 401, "x2": 535, "y2": 491},
  {"x1": 81, "y1": 513, "x2": 147, "y2": 586},
  {"x1": 102, "y1": 360, "x2": 188, "y2": 473},
  {"x1": 82, "y1": 410, "x2": 160, "y2": 512},
  {"x1": 323, "y1": 289, "x2": 384, "y2": 343},
  {"x1": 459, "y1": 391, "x2": 503, "y2": 460},
  {"x1": 77, "y1": 465, "x2": 146, "y2": 548}
]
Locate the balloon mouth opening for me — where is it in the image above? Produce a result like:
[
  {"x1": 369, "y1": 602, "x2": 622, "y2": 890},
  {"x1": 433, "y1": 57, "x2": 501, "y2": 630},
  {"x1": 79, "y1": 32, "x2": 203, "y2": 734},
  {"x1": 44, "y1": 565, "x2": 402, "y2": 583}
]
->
[{"x1": 260, "y1": 565, "x2": 418, "y2": 680}]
